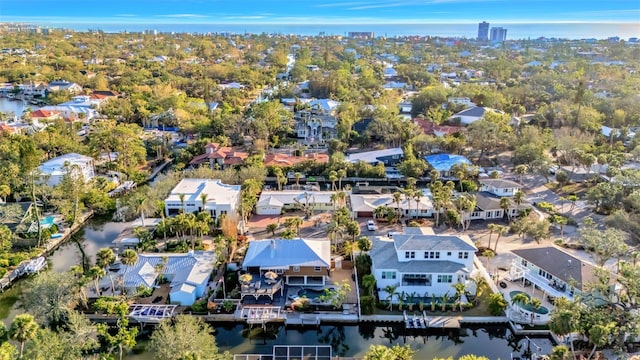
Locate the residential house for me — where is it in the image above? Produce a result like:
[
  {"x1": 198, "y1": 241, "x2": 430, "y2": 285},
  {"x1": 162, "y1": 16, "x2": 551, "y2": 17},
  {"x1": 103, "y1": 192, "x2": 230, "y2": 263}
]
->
[
  {"x1": 46, "y1": 80, "x2": 82, "y2": 94},
  {"x1": 425, "y1": 154, "x2": 472, "y2": 177},
  {"x1": 414, "y1": 119, "x2": 464, "y2": 138},
  {"x1": 164, "y1": 178, "x2": 241, "y2": 218},
  {"x1": 104, "y1": 251, "x2": 216, "y2": 305},
  {"x1": 450, "y1": 106, "x2": 502, "y2": 125},
  {"x1": 294, "y1": 110, "x2": 338, "y2": 142},
  {"x1": 255, "y1": 191, "x2": 336, "y2": 215},
  {"x1": 0, "y1": 202, "x2": 35, "y2": 233},
  {"x1": 505, "y1": 246, "x2": 611, "y2": 302},
  {"x1": 242, "y1": 238, "x2": 331, "y2": 287},
  {"x1": 189, "y1": 143, "x2": 248, "y2": 169},
  {"x1": 263, "y1": 152, "x2": 329, "y2": 167},
  {"x1": 445, "y1": 97, "x2": 475, "y2": 109},
  {"x1": 39, "y1": 105, "x2": 98, "y2": 122},
  {"x1": 371, "y1": 227, "x2": 477, "y2": 302},
  {"x1": 347, "y1": 148, "x2": 404, "y2": 166},
  {"x1": 38, "y1": 153, "x2": 96, "y2": 187},
  {"x1": 29, "y1": 109, "x2": 63, "y2": 122},
  {"x1": 350, "y1": 193, "x2": 433, "y2": 219},
  {"x1": 470, "y1": 178, "x2": 528, "y2": 221}
]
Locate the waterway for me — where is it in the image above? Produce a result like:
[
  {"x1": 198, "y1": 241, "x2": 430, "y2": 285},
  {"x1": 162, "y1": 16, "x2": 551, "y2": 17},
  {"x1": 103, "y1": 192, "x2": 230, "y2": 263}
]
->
[
  {"x1": 0, "y1": 98, "x2": 39, "y2": 119},
  {"x1": 0, "y1": 216, "x2": 555, "y2": 359}
]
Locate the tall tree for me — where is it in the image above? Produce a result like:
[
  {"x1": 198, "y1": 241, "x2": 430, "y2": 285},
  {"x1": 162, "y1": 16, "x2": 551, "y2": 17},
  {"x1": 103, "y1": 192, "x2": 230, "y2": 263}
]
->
[
  {"x1": 9, "y1": 314, "x2": 38, "y2": 358},
  {"x1": 149, "y1": 315, "x2": 231, "y2": 360}
]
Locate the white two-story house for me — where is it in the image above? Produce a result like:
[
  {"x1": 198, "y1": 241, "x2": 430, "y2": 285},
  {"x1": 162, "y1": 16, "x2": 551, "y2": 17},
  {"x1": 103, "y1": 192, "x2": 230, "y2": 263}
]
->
[
  {"x1": 164, "y1": 178, "x2": 241, "y2": 219},
  {"x1": 371, "y1": 227, "x2": 477, "y2": 303},
  {"x1": 470, "y1": 178, "x2": 528, "y2": 221}
]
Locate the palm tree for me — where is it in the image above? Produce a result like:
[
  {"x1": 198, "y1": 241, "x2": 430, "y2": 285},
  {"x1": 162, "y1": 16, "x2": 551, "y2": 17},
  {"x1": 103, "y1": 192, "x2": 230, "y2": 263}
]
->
[
  {"x1": 266, "y1": 223, "x2": 278, "y2": 237},
  {"x1": 337, "y1": 169, "x2": 347, "y2": 190},
  {"x1": 514, "y1": 164, "x2": 527, "y2": 184},
  {"x1": 199, "y1": 193, "x2": 209, "y2": 213},
  {"x1": 548, "y1": 298, "x2": 578, "y2": 359},
  {"x1": 0, "y1": 184, "x2": 10, "y2": 203},
  {"x1": 392, "y1": 192, "x2": 402, "y2": 224},
  {"x1": 357, "y1": 236, "x2": 373, "y2": 253},
  {"x1": 335, "y1": 191, "x2": 347, "y2": 208},
  {"x1": 452, "y1": 283, "x2": 466, "y2": 311},
  {"x1": 492, "y1": 224, "x2": 509, "y2": 252},
  {"x1": 403, "y1": 188, "x2": 414, "y2": 219},
  {"x1": 470, "y1": 274, "x2": 488, "y2": 304},
  {"x1": 329, "y1": 170, "x2": 338, "y2": 191},
  {"x1": 96, "y1": 248, "x2": 116, "y2": 294},
  {"x1": 362, "y1": 274, "x2": 377, "y2": 297},
  {"x1": 10, "y1": 313, "x2": 38, "y2": 358},
  {"x1": 178, "y1": 193, "x2": 186, "y2": 213},
  {"x1": 284, "y1": 217, "x2": 303, "y2": 236},
  {"x1": 156, "y1": 200, "x2": 167, "y2": 239},
  {"x1": 413, "y1": 190, "x2": 423, "y2": 219},
  {"x1": 120, "y1": 249, "x2": 139, "y2": 295},
  {"x1": 429, "y1": 169, "x2": 439, "y2": 184},
  {"x1": 294, "y1": 172, "x2": 302, "y2": 187},
  {"x1": 513, "y1": 190, "x2": 525, "y2": 214},
  {"x1": 134, "y1": 195, "x2": 147, "y2": 227},
  {"x1": 511, "y1": 292, "x2": 530, "y2": 307},
  {"x1": 500, "y1": 197, "x2": 512, "y2": 222},
  {"x1": 486, "y1": 223, "x2": 497, "y2": 250},
  {"x1": 89, "y1": 266, "x2": 106, "y2": 295},
  {"x1": 383, "y1": 284, "x2": 399, "y2": 311}
]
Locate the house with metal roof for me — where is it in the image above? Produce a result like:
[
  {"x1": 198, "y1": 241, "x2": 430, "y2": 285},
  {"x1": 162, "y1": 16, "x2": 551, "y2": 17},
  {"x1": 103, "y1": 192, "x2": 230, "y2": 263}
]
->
[
  {"x1": 346, "y1": 148, "x2": 404, "y2": 166},
  {"x1": 38, "y1": 153, "x2": 95, "y2": 187},
  {"x1": 242, "y1": 238, "x2": 331, "y2": 287},
  {"x1": 370, "y1": 228, "x2": 477, "y2": 302},
  {"x1": 104, "y1": 251, "x2": 216, "y2": 305},
  {"x1": 255, "y1": 190, "x2": 336, "y2": 215}
]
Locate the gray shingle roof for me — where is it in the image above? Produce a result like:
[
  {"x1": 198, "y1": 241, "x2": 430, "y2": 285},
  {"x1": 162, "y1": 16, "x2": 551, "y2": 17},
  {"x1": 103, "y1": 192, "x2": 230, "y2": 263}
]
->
[
  {"x1": 479, "y1": 178, "x2": 521, "y2": 188},
  {"x1": 393, "y1": 234, "x2": 476, "y2": 251},
  {"x1": 371, "y1": 238, "x2": 468, "y2": 273},
  {"x1": 511, "y1": 246, "x2": 599, "y2": 290}
]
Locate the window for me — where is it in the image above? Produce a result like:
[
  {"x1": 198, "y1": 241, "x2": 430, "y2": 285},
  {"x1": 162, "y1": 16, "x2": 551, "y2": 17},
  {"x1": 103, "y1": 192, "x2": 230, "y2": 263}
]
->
[
  {"x1": 495, "y1": 211, "x2": 501, "y2": 217},
  {"x1": 425, "y1": 251, "x2": 440, "y2": 259},
  {"x1": 522, "y1": 260, "x2": 528, "y2": 267},
  {"x1": 220, "y1": 210, "x2": 228, "y2": 215},
  {"x1": 187, "y1": 203, "x2": 195, "y2": 207},
  {"x1": 381, "y1": 271, "x2": 396, "y2": 280},
  {"x1": 458, "y1": 252, "x2": 468, "y2": 259},
  {"x1": 447, "y1": 252, "x2": 452, "y2": 256},
  {"x1": 437, "y1": 275, "x2": 453, "y2": 283},
  {"x1": 293, "y1": 266, "x2": 300, "y2": 272},
  {"x1": 503, "y1": 188, "x2": 509, "y2": 193},
  {"x1": 404, "y1": 251, "x2": 415, "y2": 259},
  {"x1": 314, "y1": 266, "x2": 321, "y2": 272}
]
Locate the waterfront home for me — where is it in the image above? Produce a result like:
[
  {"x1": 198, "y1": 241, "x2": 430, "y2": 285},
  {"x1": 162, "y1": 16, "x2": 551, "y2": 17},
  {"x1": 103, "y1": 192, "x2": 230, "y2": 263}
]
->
[
  {"x1": 164, "y1": 178, "x2": 241, "y2": 218},
  {"x1": 241, "y1": 238, "x2": 331, "y2": 301},
  {"x1": 425, "y1": 154, "x2": 472, "y2": 177},
  {"x1": 189, "y1": 142, "x2": 248, "y2": 169},
  {"x1": 104, "y1": 251, "x2": 216, "y2": 305},
  {"x1": 38, "y1": 153, "x2": 96, "y2": 187},
  {"x1": 255, "y1": 191, "x2": 335, "y2": 215},
  {"x1": 350, "y1": 193, "x2": 433, "y2": 219},
  {"x1": 0, "y1": 202, "x2": 35, "y2": 232},
  {"x1": 29, "y1": 109, "x2": 63, "y2": 122},
  {"x1": 346, "y1": 148, "x2": 404, "y2": 167},
  {"x1": 371, "y1": 227, "x2": 477, "y2": 302},
  {"x1": 39, "y1": 105, "x2": 98, "y2": 122},
  {"x1": 505, "y1": 245, "x2": 613, "y2": 302},
  {"x1": 46, "y1": 80, "x2": 82, "y2": 94}
]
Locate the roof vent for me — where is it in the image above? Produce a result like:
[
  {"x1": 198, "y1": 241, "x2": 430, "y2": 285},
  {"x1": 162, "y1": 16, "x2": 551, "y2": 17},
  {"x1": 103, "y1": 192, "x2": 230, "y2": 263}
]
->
[{"x1": 567, "y1": 259, "x2": 572, "y2": 268}]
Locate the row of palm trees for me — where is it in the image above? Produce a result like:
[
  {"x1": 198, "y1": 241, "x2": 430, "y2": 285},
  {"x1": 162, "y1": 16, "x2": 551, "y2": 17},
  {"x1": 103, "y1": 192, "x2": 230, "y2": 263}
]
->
[{"x1": 376, "y1": 275, "x2": 488, "y2": 313}]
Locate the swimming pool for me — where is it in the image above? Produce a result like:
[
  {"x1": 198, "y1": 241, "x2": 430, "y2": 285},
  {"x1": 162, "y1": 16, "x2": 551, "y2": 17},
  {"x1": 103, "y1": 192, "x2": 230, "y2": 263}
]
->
[
  {"x1": 509, "y1": 291, "x2": 549, "y2": 314},
  {"x1": 298, "y1": 288, "x2": 333, "y2": 299},
  {"x1": 40, "y1": 216, "x2": 56, "y2": 228}
]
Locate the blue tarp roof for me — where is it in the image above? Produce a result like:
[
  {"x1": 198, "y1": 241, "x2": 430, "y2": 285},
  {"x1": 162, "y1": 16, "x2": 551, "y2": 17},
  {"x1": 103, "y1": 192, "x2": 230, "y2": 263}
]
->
[{"x1": 425, "y1": 154, "x2": 472, "y2": 171}]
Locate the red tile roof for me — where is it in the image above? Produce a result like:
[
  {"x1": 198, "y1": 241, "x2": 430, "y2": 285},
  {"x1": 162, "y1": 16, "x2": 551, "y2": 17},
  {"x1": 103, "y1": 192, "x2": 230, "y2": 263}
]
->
[
  {"x1": 0, "y1": 124, "x2": 15, "y2": 134},
  {"x1": 413, "y1": 118, "x2": 463, "y2": 136},
  {"x1": 30, "y1": 109, "x2": 61, "y2": 118},
  {"x1": 190, "y1": 143, "x2": 248, "y2": 166}
]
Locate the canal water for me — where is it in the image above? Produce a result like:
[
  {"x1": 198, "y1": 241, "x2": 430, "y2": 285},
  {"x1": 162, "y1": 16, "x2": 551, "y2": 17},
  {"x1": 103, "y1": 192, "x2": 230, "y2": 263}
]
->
[
  {"x1": 0, "y1": 98, "x2": 39, "y2": 119},
  {"x1": 0, "y1": 217, "x2": 555, "y2": 359}
]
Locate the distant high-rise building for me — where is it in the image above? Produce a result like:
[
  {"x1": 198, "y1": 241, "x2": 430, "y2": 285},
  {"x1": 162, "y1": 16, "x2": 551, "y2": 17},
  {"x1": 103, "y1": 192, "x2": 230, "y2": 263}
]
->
[
  {"x1": 348, "y1": 32, "x2": 375, "y2": 39},
  {"x1": 490, "y1": 27, "x2": 507, "y2": 42},
  {"x1": 477, "y1": 21, "x2": 489, "y2": 41}
]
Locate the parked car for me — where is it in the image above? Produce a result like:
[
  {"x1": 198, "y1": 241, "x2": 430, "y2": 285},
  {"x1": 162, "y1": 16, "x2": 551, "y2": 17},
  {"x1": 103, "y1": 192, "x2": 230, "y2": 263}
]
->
[{"x1": 367, "y1": 220, "x2": 377, "y2": 231}]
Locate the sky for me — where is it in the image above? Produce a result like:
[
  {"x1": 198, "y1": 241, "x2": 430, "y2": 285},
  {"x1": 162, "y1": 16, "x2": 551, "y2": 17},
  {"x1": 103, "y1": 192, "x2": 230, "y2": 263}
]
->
[{"x1": 1, "y1": 0, "x2": 639, "y2": 25}]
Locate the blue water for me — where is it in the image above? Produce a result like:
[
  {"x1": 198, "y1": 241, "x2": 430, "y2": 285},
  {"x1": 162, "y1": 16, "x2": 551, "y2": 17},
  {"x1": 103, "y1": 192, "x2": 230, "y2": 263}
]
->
[
  {"x1": 33, "y1": 22, "x2": 640, "y2": 40},
  {"x1": 40, "y1": 216, "x2": 56, "y2": 227},
  {"x1": 298, "y1": 288, "x2": 328, "y2": 299}
]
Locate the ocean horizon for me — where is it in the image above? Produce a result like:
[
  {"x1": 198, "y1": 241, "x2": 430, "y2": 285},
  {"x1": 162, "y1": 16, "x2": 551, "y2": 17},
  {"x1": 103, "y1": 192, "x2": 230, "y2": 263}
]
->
[{"x1": 29, "y1": 22, "x2": 640, "y2": 40}]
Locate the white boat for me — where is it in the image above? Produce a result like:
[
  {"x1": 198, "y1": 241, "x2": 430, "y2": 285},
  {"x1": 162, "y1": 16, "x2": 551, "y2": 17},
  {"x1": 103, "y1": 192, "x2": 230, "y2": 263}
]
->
[{"x1": 24, "y1": 256, "x2": 46, "y2": 274}]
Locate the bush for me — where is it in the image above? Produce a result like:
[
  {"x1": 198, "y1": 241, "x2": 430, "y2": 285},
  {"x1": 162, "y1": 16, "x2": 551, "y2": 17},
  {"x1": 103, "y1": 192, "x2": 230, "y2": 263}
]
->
[
  {"x1": 136, "y1": 286, "x2": 153, "y2": 298},
  {"x1": 536, "y1": 202, "x2": 555, "y2": 213},
  {"x1": 360, "y1": 295, "x2": 376, "y2": 315},
  {"x1": 190, "y1": 299, "x2": 208, "y2": 313},
  {"x1": 0, "y1": 259, "x2": 9, "y2": 268},
  {"x1": 0, "y1": 268, "x2": 6, "y2": 278},
  {"x1": 293, "y1": 298, "x2": 312, "y2": 312},
  {"x1": 222, "y1": 300, "x2": 235, "y2": 313},
  {"x1": 8, "y1": 254, "x2": 27, "y2": 267}
]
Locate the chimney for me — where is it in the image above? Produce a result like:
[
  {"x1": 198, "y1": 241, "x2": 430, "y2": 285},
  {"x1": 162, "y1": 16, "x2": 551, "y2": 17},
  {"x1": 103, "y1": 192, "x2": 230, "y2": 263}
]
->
[{"x1": 567, "y1": 260, "x2": 572, "y2": 268}]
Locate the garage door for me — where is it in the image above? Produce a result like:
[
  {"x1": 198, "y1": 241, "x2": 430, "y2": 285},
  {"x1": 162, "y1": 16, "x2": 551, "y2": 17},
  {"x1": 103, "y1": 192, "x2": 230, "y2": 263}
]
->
[{"x1": 357, "y1": 211, "x2": 374, "y2": 218}]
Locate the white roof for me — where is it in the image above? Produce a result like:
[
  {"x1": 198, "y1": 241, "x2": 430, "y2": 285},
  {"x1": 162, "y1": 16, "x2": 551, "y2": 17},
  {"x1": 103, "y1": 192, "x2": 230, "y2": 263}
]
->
[
  {"x1": 111, "y1": 251, "x2": 216, "y2": 290},
  {"x1": 350, "y1": 194, "x2": 393, "y2": 212},
  {"x1": 171, "y1": 283, "x2": 196, "y2": 294},
  {"x1": 257, "y1": 191, "x2": 336, "y2": 207},
  {"x1": 39, "y1": 153, "x2": 93, "y2": 176},
  {"x1": 347, "y1": 148, "x2": 403, "y2": 164},
  {"x1": 165, "y1": 178, "x2": 240, "y2": 206},
  {"x1": 243, "y1": 238, "x2": 331, "y2": 269}
]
